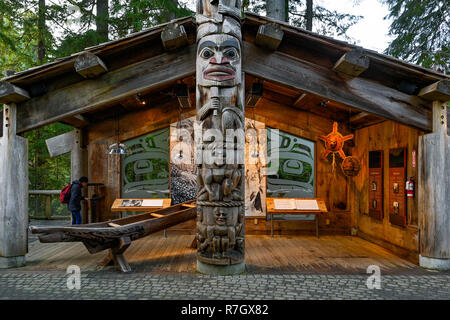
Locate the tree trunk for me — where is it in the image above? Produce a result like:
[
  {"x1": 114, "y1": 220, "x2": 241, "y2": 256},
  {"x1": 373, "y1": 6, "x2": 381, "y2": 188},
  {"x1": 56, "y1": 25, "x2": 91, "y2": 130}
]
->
[
  {"x1": 130, "y1": 0, "x2": 139, "y2": 33},
  {"x1": 96, "y1": 0, "x2": 109, "y2": 40},
  {"x1": 267, "y1": 0, "x2": 288, "y2": 22},
  {"x1": 306, "y1": 0, "x2": 313, "y2": 31},
  {"x1": 37, "y1": 0, "x2": 46, "y2": 64}
]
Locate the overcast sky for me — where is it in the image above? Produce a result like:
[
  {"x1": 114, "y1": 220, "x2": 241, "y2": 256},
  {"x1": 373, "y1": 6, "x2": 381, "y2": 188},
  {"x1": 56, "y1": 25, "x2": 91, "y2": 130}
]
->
[
  {"x1": 317, "y1": 0, "x2": 394, "y2": 52},
  {"x1": 181, "y1": 0, "x2": 394, "y2": 53}
]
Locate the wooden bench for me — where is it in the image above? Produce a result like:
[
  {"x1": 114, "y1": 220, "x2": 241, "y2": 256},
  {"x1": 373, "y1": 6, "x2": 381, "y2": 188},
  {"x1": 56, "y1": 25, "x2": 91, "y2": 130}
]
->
[{"x1": 266, "y1": 198, "x2": 328, "y2": 238}]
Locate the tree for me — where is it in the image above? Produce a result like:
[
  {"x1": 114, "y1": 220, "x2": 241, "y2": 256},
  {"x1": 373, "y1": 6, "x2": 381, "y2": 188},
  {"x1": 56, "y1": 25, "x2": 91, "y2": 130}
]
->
[
  {"x1": 96, "y1": 0, "x2": 109, "y2": 40},
  {"x1": 246, "y1": 0, "x2": 361, "y2": 39},
  {"x1": 37, "y1": 0, "x2": 46, "y2": 64},
  {"x1": 383, "y1": 0, "x2": 449, "y2": 73},
  {"x1": 266, "y1": 0, "x2": 288, "y2": 21}
]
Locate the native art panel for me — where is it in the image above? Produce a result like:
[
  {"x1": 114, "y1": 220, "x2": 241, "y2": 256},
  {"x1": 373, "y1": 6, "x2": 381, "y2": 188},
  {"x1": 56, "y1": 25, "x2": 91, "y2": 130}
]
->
[
  {"x1": 170, "y1": 116, "x2": 197, "y2": 204},
  {"x1": 244, "y1": 118, "x2": 267, "y2": 217},
  {"x1": 266, "y1": 128, "x2": 315, "y2": 198},
  {"x1": 121, "y1": 128, "x2": 170, "y2": 199},
  {"x1": 196, "y1": 0, "x2": 245, "y2": 266}
]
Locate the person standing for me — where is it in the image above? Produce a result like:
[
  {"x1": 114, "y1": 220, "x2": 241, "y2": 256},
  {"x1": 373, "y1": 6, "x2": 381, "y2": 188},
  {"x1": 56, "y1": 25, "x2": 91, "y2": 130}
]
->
[{"x1": 68, "y1": 176, "x2": 89, "y2": 225}]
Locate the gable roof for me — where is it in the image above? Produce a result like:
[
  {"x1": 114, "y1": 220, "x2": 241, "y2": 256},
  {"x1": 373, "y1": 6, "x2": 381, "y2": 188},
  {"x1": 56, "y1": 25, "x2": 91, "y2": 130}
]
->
[{"x1": 1, "y1": 13, "x2": 448, "y2": 134}]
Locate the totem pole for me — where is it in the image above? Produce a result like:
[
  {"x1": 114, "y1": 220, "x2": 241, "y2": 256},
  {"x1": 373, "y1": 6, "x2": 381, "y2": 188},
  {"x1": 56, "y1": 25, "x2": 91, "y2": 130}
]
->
[{"x1": 195, "y1": 0, "x2": 245, "y2": 274}]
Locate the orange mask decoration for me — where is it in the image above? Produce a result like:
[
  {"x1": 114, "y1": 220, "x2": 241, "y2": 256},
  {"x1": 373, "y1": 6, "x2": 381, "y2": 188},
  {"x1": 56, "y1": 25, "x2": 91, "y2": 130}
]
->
[{"x1": 318, "y1": 122, "x2": 353, "y2": 160}]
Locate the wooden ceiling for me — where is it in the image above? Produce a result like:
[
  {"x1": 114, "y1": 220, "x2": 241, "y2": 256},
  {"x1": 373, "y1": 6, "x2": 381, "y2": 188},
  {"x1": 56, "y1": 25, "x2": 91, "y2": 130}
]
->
[
  {"x1": 245, "y1": 74, "x2": 385, "y2": 130},
  {"x1": 59, "y1": 73, "x2": 385, "y2": 132}
]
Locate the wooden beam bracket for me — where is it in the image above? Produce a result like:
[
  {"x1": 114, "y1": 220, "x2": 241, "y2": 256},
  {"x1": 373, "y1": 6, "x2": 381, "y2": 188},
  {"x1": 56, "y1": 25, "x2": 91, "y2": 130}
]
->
[
  {"x1": 74, "y1": 52, "x2": 108, "y2": 79},
  {"x1": 418, "y1": 80, "x2": 450, "y2": 102},
  {"x1": 243, "y1": 41, "x2": 431, "y2": 131},
  {"x1": 161, "y1": 23, "x2": 189, "y2": 51},
  {"x1": 255, "y1": 23, "x2": 284, "y2": 51},
  {"x1": 0, "y1": 81, "x2": 30, "y2": 104},
  {"x1": 333, "y1": 49, "x2": 369, "y2": 78}
]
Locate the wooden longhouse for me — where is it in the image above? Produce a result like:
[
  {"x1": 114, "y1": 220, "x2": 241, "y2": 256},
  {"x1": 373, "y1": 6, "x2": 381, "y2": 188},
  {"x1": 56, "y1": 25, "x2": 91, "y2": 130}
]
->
[{"x1": 0, "y1": 12, "x2": 449, "y2": 271}]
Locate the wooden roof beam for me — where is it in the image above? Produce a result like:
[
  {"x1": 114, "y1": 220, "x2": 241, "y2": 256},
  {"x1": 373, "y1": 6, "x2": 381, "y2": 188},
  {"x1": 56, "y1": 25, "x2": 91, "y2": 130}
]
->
[
  {"x1": 74, "y1": 52, "x2": 108, "y2": 79},
  {"x1": 349, "y1": 111, "x2": 370, "y2": 123},
  {"x1": 161, "y1": 23, "x2": 189, "y2": 51},
  {"x1": 333, "y1": 49, "x2": 369, "y2": 79},
  {"x1": 418, "y1": 80, "x2": 450, "y2": 102},
  {"x1": 60, "y1": 115, "x2": 91, "y2": 128},
  {"x1": 293, "y1": 93, "x2": 307, "y2": 107},
  {"x1": 255, "y1": 23, "x2": 284, "y2": 51},
  {"x1": 243, "y1": 41, "x2": 432, "y2": 131},
  {"x1": 15, "y1": 45, "x2": 196, "y2": 133},
  {"x1": 0, "y1": 81, "x2": 30, "y2": 104}
]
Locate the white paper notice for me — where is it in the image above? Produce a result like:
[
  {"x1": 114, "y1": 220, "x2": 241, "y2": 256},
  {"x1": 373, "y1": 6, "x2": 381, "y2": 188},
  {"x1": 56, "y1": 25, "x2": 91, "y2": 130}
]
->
[
  {"x1": 274, "y1": 199, "x2": 296, "y2": 210},
  {"x1": 295, "y1": 199, "x2": 319, "y2": 210},
  {"x1": 142, "y1": 199, "x2": 164, "y2": 207}
]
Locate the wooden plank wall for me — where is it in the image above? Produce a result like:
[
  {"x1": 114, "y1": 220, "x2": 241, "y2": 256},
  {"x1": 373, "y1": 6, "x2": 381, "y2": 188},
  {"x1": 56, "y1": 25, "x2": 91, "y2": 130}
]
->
[
  {"x1": 248, "y1": 98, "x2": 353, "y2": 235},
  {"x1": 85, "y1": 97, "x2": 354, "y2": 234},
  {"x1": 85, "y1": 100, "x2": 195, "y2": 222},
  {"x1": 351, "y1": 121, "x2": 423, "y2": 260}
]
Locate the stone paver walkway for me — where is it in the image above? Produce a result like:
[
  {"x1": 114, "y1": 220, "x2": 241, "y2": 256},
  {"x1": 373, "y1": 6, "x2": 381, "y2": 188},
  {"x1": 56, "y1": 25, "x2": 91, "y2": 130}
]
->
[{"x1": 0, "y1": 270, "x2": 449, "y2": 300}]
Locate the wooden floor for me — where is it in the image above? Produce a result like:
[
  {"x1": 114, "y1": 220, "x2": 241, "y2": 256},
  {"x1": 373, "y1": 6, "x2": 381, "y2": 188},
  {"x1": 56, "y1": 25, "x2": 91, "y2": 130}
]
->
[{"x1": 22, "y1": 233, "x2": 428, "y2": 275}]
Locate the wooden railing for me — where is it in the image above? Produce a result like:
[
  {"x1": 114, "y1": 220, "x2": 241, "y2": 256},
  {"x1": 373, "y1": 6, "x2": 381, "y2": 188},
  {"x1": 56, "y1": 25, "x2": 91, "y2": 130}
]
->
[{"x1": 29, "y1": 190, "x2": 71, "y2": 220}]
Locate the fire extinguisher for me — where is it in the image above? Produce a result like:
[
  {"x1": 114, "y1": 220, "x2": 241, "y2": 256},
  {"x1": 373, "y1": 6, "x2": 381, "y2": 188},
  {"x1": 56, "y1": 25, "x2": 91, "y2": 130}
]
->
[{"x1": 406, "y1": 177, "x2": 415, "y2": 198}]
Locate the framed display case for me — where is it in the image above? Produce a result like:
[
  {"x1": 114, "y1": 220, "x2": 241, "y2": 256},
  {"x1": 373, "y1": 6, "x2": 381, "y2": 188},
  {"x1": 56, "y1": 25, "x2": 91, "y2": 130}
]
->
[
  {"x1": 368, "y1": 150, "x2": 383, "y2": 221},
  {"x1": 388, "y1": 147, "x2": 407, "y2": 227}
]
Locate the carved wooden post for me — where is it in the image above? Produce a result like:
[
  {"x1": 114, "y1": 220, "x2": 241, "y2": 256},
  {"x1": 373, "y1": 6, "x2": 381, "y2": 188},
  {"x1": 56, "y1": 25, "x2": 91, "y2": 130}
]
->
[
  {"x1": 195, "y1": 0, "x2": 245, "y2": 275},
  {"x1": 0, "y1": 104, "x2": 28, "y2": 268}
]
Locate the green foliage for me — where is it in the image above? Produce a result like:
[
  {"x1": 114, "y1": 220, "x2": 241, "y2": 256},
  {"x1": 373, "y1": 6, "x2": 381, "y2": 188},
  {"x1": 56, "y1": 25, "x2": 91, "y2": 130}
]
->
[
  {"x1": 384, "y1": 0, "x2": 450, "y2": 73},
  {"x1": 0, "y1": 0, "x2": 192, "y2": 217},
  {"x1": 109, "y1": 0, "x2": 193, "y2": 37},
  {"x1": 53, "y1": 30, "x2": 107, "y2": 57},
  {"x1": 25, "y1": 123, "x2": 73, "y2": 217}
]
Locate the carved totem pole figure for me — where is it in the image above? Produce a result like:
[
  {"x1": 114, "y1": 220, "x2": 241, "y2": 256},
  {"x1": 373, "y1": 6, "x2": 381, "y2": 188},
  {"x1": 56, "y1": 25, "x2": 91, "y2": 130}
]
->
[{"x1": 195, "y1": 0, "x2": 245, "y2": 272}]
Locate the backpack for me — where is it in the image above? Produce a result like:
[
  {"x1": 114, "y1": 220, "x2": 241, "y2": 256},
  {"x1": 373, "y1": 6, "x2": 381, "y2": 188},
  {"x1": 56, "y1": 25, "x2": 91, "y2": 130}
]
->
[{"x1": 60, "y1": 184, "x2": 73, "y2": 204}]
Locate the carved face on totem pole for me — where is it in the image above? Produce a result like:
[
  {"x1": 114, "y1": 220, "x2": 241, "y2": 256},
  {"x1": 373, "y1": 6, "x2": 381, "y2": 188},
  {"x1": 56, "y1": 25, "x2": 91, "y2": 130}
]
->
[
  {"x1": 214, "y1": 207, "x2": 229, "y2": 226},
  {"x1": 197, "y1": 34, "x2": 241, "y2": 87},
  {"x1": 195, "y1": 0, "x2": 245, "y2": 271}
]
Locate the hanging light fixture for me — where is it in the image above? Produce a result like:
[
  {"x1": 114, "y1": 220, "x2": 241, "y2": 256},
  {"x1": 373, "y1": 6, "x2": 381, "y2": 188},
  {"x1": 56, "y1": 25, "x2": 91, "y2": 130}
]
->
[
  {"x1": 107, "y1": 112, "x2": 131, "y2": 155},
  {"x1": 250, "y1": 97, "x2": 259, "y2": 159},
  {"x1": 245, "y1": 82, "x2": 263, "y2": 107},
  {"x1": 175, "y1": 83, "x2": 191, "y2": 109},
  {"x1": 175, "y1": 105, "x2": 184, "y2": 160},
  {"x1": 135, "y1": 93, "x2": 147, "y2": 106}
]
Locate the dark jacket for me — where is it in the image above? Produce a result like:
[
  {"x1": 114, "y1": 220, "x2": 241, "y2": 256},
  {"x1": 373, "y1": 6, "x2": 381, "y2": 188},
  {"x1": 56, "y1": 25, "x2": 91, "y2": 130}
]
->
[{"x1": 68, "y1": 180, "x2": 84, "y2": 212}]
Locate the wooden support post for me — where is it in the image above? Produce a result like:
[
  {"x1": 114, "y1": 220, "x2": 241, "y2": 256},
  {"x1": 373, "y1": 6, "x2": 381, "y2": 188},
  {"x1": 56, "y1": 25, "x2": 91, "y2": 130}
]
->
[
  {"x1": 418, "y1": 99, "x2": 450, "y2": 270},
  {"x1": 45, "y1": 195, "x2": 52, "y2": 219},
  {"x1": 99, "y1": 236, "x2": 132, "y2": 272},
  {"x1": 71, "y1": 129, "x2": 85, "y2": 182},
  {"x1": 0, "y1": 104, "x2": 28, "y2": 268},
  {"x1": 74, "y1": 52, "x2": 108, "y2": 79},
  {"x1": 71, "y1": 129, "x2": 88, "y2": 222}
]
